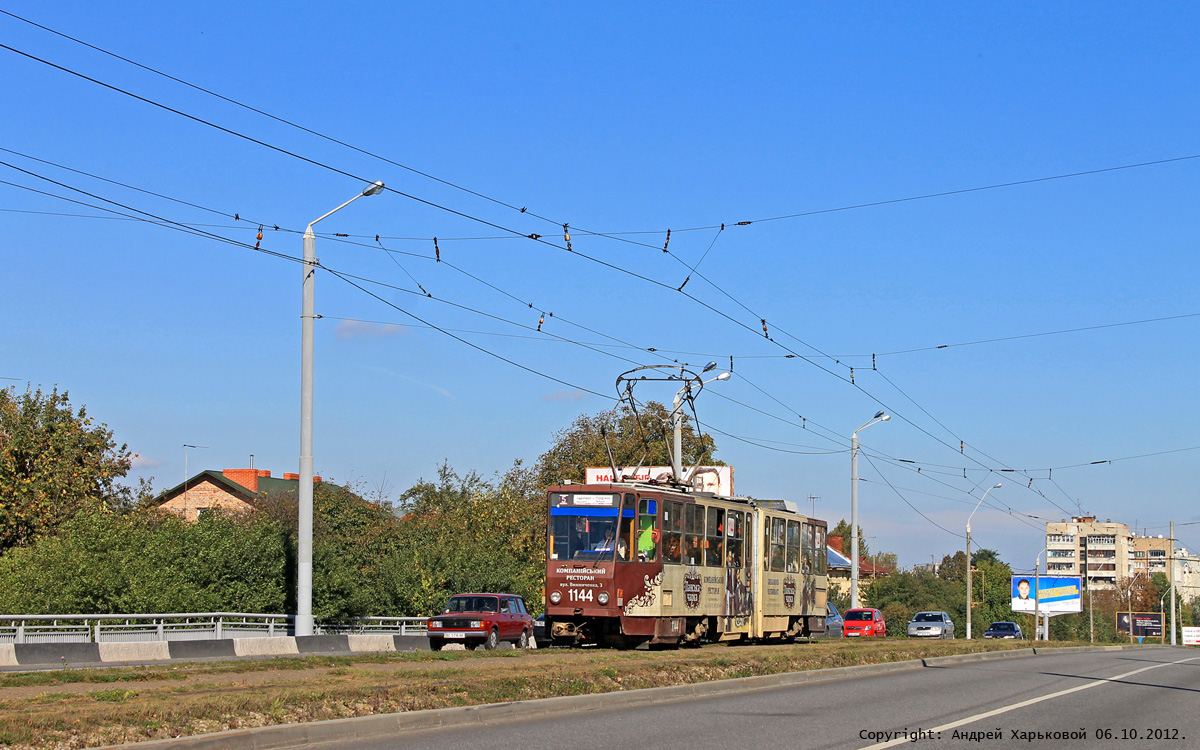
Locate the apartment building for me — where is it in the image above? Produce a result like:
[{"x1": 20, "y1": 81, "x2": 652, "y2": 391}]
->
[
  {"x1": 1044, "y1": 516, "x2": 1130, "y2": 590},
  {"x1": 1128, "y1": 534, "x2": 1172, "y2": 578}
]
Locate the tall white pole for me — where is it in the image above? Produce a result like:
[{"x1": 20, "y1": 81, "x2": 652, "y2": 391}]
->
[
  {"x1": 298, "y1": 225, "x2": 317, "y2": 636},
  {"x1": 1170, "y1": 521, "x2": 1177, "y2": 645},
  {"x1": 965, "y1": 483, "x2": 1001, "y2": 640},
  {"x1": 850, "y1": 430, "x2": 860, "y2": 609},
  {"x1": 672, "y1": 395, "x2": 683, "y2": 482},
  {"x1": 1034, "y1": 552, "x2": 1040, "y2": 641},
  {"x1": 297, "y1": 182, "x2": 383, "y2": 637}
]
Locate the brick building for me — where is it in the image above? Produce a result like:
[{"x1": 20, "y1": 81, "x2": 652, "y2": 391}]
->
[{"x1": 155, "y1": 468, "x2": 320, "y2": 522}]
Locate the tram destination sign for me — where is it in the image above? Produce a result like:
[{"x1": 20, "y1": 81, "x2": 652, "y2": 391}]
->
[{"x1": 552, "y1": 492, "x2": 618, "y2": 508}]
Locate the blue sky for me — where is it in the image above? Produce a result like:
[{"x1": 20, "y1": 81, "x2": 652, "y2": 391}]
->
[{"x1": 3, "y1": 2, "x2": 1198, "y2": 569}]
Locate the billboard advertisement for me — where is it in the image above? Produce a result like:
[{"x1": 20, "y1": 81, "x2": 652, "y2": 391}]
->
[
  {"x1": 1011, "y1": 576, "x2": 1082, "y2": 614},
  {"x1": 1182, "y1": 626, "x2": 1200, "y2": 646},
  {"x1": 1117, "y1": 612, "x2": 1163, "y2": 638},
  {"x1": 585, "y1": 466, "x2": 734, "y2": 496}
]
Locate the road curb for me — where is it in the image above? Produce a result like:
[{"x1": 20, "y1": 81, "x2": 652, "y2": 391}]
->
[{"x1": 922, "y1": 647, "x2": 1035, "y2": 667}]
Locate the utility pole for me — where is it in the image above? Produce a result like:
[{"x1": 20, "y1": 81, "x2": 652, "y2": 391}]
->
[
  {"x1": 298, "y1": 181, "x2": 384, "y2": 637},
  {"x1": 850, "y1": 411, "x2": 889, "y2": 609},
  {"x1": 1170, "y1": 521, "x2": 1177, "y2": 645}
]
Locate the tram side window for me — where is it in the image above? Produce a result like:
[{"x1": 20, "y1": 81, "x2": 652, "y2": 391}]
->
[
  {"x1": 801, "y1": 522, "x2": 814, "y2": 575},
  {"x1": 637, "y1": 498, "x2": 658, "y2": 562},
  {"x1": 617, "y1": 494, "x2": 636, "y2": 561},
  {"x1": 769, "y1": 517, "x2": 786, "y2": 572},
  {"x1": 684, "y1": 504, "x2": 705, "y2": 565},
  {"x1": 705, "y1": 507, "x2": 725, "y2": 567},
  {"x1": 785, "y1": 520, "x2": 801, "y2": 573},
  {"x1": 726, "y1": 511, "x2": 743, "y2": 567},
  {"x1": 663, "y1": 500, "x2": 682, "y2": 564},
  {"x1": 815, "y1": 526, "x2": 827, "y2": 575}
]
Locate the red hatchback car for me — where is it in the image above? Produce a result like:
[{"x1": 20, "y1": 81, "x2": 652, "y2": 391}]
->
[
  {"x1": 426, "y1": 593, "x2": 535, "y2": 651},
  {"x1": 842, "y1": 608, "x2": 887, "y2": 637}
]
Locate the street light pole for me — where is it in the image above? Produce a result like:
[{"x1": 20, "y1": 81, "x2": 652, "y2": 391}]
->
[
  {"x1": 297, "y1": 180, "x2": 384, "y2": 636},
  {"x1": 965, "y1": 482, "x2": 1002, "y2": 639},
  {"x1": 851, "y1": 411, "x2": 890, "y2": 609},
  {"x1": 670, "y1": 363, "x2": 729, "y2": 483}
]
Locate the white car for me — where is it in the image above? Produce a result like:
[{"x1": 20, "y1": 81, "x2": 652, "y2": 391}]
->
[{"x1": 907, "y1": 611, "x2": 955, "y2": 639}]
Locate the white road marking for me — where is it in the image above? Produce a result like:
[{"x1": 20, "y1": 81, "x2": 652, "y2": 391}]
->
[{"x1": 859, "y1": 653, "x2": 1200, "y2": 749}]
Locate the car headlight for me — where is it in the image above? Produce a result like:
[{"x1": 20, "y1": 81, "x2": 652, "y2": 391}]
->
[
  {"x1": 469, "y1": 620, "x2": 482, "y2": 628},
  {"x1": 598, "y1": 592, "x2": 609, "y2": 605},
  {"x1": 549, "y1": 591, "x2": 562, "y2": 604}
]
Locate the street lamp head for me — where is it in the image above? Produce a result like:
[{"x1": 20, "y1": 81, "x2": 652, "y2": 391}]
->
[
  {"x1": 993, "y1": 482, "x2": 1003, "y2": 489},
  {"x1": 362, "y1": 181, "x2": 385, "y2": 196},
  {"x1": 715, "y1": 371, "x2": 731, "y2": 381},
  {"x1": 878, "y1": 413, "x2": 891, "y2": 422},
  {"x1": 702, "y1": 361, "x2": 718, "y2": 373}
]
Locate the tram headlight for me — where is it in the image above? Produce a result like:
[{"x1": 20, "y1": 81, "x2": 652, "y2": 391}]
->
[
  {"x1": 598, "y1": 592, "x2": 609, "y2": 605},
  {"x1": 549, "y1": 591, "x2": 562, "y2": 604}
]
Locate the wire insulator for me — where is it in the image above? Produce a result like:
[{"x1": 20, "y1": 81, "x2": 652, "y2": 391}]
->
[
  {"x1": 761, "y1": 319, "x2": 769, "y2": 337},
  {"x1": 564, "y1": 223, "x2": 571, "y2": 251},
  {"x1": 255, "y1": 226, "x2": 263, "y2": 250},
  {"x1": 872, "y1": 353, "x2": 876, "y2": 370},
  {"x1": 960, "y1": 441, "x2": 965, "y2": 453},
  {"x1": 434, "y1": 237, "x2": 440, "y2": 262},
  {"x1": 677, "y1": 276, "x2": 690, "y2": 292},
  {"x1": 736, "y1": 221, "x2": 751, "y2": 226},
  {"x1": 537, "y1": 313, "x2": 545, "y2": 331},
  {"x1": 720, "y1": 223, "x2": 725, "y2": 231},
  {"x1": 850, "y1": 368, "x2": 855, "y2": 383},
  {"x1": 663, "y1": 229, "x2": 671, "y2": 253}
]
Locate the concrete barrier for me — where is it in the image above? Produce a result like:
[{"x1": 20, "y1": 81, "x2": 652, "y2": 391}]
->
[
  {"x1": 13, "y1": 642, "x2": 102, "y2": 666},
  {"x1": 393, "y1": 635, "x2": 431, "y2": 652},
  {"x1": 295, "y1": 635, "x2": 351, "y2": 654},
  {"x1": 99, "y1": 641, "x2": 171, "y2": 663},
  {"x1": 0, "y1": 644, "x2": 17, "y2": 668},
  {"x1": 232, "y1": 637, "x2": 300, "y2": 657},
  {"x1": 167, "y1": 639, "x2": 237, "y2": 661},
  {"x1": 347, "y1": 635, "x2": 395, "y2": 653}
]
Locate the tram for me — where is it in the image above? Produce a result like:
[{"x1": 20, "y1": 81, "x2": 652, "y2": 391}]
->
[{"x1": 544, "y1": 480, "x2": 828, "y2": 647}]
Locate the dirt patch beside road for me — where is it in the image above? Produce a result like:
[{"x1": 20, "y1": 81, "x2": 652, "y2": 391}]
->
[{"x1": 0, "y1": 639, "x2": 1066, "y2": 749}]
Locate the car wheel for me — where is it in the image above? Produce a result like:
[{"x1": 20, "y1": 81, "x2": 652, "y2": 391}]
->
[
  {"x1": 429, "y1": 638, "x2": 444, "y2": 652},
  {"x1": 518, "y1": 630, "x2": 529, "y2": 649},
  {"x1": 485, "y1": 628, "x2": 499, "y2": 650}
]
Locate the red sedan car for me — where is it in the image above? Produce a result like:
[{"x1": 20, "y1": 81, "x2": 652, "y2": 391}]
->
[
  {"x1": 842, "y1": 608, "x2": 887, "y2": 637},
  {"x1": 427, "y1": 593, "x2": 535, "y2": 651}
]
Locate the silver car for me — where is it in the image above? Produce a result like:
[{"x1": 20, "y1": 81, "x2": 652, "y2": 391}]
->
[{"x1": 907, "y1": 610, "x2": 955, "y2": 639}]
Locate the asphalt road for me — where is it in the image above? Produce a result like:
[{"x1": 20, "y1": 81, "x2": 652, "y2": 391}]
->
[{"x1": 338, "y1": 647, "x2": 1198, "y2": 750}]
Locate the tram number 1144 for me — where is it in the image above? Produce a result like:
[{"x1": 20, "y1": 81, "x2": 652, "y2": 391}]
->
[{"x1": 567, "y1": 588, "x2": 594, "y2": 603}]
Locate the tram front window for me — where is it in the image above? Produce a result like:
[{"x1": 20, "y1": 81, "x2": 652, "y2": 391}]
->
[{"x1": 550, "y1": 515, "x2": 620, "y2": 561}]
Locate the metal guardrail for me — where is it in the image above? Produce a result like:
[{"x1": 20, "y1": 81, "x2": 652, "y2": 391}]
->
[{"x1": 0, "y1": 613, "x2": 428, "y2": 644}]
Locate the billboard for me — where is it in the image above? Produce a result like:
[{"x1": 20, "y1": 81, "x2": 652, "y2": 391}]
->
[
  {"x1": 1117, "y1": 612, "x2": 1163, "y2": 638},
  {"x1": 1011, "y1": 576, "x2": 1082, "y2": 614},
  {"x1": 585, "y1": 466, "x2": 734, "y2": 496},
  {"x1": 1183, "y1": 626, "x2": 1200, "y2": 646}
]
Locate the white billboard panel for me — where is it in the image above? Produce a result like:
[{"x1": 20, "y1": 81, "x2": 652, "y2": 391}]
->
[
  {"x1": 1011, "y1": 575, "x2": 1082, "y2": 614},
  {"x1": 585, "y1": 466, "x2": 734, "y2": 496},
  {"x1": 1183, "y1": 626, "x2": 1200, "y2": 646}
]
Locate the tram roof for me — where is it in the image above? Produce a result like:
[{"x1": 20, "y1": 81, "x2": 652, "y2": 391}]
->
[{"x1": 549, "y1": 481, "x2": 820, "y2": 521}]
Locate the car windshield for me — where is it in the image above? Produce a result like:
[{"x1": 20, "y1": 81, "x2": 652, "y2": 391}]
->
[
  {"x1": 446, "y1": 596, "x2": 499, "y2": 613},
  {"x1": 844, "y1": 611, "x2": 874, "y2": 621},
  {"x1": 991, "y1": 622, "x2": 1015, "y2": 631},
  {"x1": 913, "y1": 612, "x2": 943, "y2": 622}
]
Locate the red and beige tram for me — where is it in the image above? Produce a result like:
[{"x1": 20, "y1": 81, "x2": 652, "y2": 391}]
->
[{"x1": 544, "y1": 481, "x2": 828, "y2": 647}]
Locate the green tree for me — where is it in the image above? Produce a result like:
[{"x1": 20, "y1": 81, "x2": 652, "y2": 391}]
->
[
  {"x1": 829, "y1": 519, "x2": 870, "y2": 558},
  {"x1": 939, "y1": 551, "x2": 968, "y2": 582},
  {"x1": 0, "y1": 386, "x2": 134, "y2": 551},
  {"x1": 972, "y1": 548, "x2": 1003, "y2": 566},
  {"x1": 0, "y1": 510, "x2": 288, "y2": 614},
  {"x1": 396, "y1": 463, "x2": 546, "y2": 615},
  {"x1": 533, "y1": 401, "x2": 718, "y2": 489}
]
